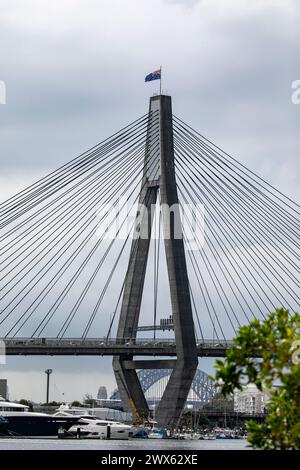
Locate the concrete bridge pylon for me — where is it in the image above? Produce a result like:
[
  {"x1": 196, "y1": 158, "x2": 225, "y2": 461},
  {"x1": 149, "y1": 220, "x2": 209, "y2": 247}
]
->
[{"x1": 113, "y1": 95, "x2": 198, "y2": 428}]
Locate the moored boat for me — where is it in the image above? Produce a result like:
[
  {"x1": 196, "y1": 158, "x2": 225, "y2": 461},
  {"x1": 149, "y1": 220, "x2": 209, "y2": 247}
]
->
[
  {"x1": 54, "y1": 410, "x2": 132, "y2": 439},
  {"x1": 148, "y1": 427, "x2": 167, "y2": 439},
  {"x1": 0, "y1": 398, "x2": 79, "y2": 437}
]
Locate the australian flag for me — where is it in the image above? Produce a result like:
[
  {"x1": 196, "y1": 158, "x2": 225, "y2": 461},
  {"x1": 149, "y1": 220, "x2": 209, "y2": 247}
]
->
[{"x1": 145, "y1": 69, "x2": 161, "y2": 82}]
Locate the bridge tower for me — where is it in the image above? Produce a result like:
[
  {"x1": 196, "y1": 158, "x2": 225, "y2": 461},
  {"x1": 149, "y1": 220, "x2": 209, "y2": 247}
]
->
[{"x1": 113, "y1": 95, "x2": 198, "y2": 428}]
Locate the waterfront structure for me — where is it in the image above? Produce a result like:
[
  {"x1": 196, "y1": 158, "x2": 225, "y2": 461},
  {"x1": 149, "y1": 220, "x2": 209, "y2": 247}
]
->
[{"x1": 234, "y1": 384, "x2": 266, "y2": 415}]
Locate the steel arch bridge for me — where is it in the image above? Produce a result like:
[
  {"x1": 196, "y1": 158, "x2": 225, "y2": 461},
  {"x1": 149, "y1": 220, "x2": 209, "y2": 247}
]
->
[
  {"x1": 111, "y1": 368, "x2": 218, "y2": 407},
  {"x1": 138, "y1": 369, "x2": 217, "y2": 406}
]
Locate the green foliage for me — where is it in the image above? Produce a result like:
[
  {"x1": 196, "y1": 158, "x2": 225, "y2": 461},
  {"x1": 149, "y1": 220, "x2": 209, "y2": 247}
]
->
[
  {"x1": 40, "y1": 401, "x2": 61, "y2": 406},
  {"x1": 202, "y1": 393, "x2": 234, "y2": 412},
  {"x1": 71, "y1": 400, "x2": 82, "y2": 407},
  {"x1": 214, "y1": 308, "x2": 300, "y2": 449},
  {"x1": 19, "y1": 399, "x2": 33, "y2": 411}
]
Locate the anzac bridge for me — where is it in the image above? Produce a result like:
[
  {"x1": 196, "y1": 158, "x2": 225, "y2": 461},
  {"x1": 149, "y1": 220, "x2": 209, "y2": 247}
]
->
[{"x1": 0, "y1": 95, "x2": 299, "y2": 427}]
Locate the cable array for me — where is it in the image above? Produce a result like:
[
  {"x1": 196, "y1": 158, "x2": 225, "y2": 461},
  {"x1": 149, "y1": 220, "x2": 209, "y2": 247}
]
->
[
  {"x1": 173, "y1": 115, "x2": 300, "y2": 339},
  {"x1": 0, "y1": 112, "x2": 160, "y2": 338},
  {"x1": 1, "y1": 108, "x2": 299, "y2": 341}
]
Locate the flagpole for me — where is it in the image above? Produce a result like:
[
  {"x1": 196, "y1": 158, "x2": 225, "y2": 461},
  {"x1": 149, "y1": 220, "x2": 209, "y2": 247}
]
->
[{"x1": 160, "y1": 66, "x2": 162, "y2": 95}]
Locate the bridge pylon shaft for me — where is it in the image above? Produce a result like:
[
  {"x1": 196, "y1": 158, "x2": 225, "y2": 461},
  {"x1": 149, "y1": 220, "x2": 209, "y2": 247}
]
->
[{"x1": 113, "y1": 95, "x2": 198, "y2": 428}]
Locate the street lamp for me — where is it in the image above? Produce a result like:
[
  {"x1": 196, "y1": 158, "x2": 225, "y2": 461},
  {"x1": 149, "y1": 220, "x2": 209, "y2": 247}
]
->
[{"x1": 45, "y1": 369, "x2": 53, "y2": 404}]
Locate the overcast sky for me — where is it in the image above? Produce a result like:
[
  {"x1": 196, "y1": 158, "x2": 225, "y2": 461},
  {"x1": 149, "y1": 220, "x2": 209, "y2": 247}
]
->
[{"x1": 0, "y1": 0, "x2": 299, "y2": 403}]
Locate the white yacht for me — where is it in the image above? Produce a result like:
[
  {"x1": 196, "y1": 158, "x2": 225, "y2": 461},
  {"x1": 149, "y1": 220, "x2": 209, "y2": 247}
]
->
[{"x1": 54, "y1": 407, "x2": 132, "y2": 440}]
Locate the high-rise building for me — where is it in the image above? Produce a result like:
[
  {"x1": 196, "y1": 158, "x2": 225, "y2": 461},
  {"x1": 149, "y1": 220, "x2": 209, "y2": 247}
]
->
[
  {"x1": 0, "y1": 379, "x2": 8, "y2": 400},
  {"x1": 97, "y1": 386, "x2": 108, "y2": 400},
  {"x1": 234, "y1": 384, "x2": 266, "y2": 415}
]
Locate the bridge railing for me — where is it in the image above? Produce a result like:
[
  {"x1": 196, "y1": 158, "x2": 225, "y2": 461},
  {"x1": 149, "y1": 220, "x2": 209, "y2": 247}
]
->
[{"x1": 2, "y1": 337, "x2": 235, "y2": 348}]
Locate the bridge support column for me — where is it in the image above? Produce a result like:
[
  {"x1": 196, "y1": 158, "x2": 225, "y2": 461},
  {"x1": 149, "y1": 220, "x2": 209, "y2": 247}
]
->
[
  {"x1": 113, "y1": 95, "x2": 198, "y2": 428},
  {"x1": 155, "y1": 95, "x2": 198, "y2": 428},
  {"x1": 112, "y1": 182, "x2": 157, "y2": 419},
  {"x1": 113, "y1": 357, "x2": 149, "y2": 419}
]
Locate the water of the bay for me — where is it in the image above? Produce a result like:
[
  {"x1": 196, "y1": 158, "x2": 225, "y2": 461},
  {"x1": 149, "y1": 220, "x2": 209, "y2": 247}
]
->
[{"x1": 0, "y1": 438, "x2": 249, "y2": 450}]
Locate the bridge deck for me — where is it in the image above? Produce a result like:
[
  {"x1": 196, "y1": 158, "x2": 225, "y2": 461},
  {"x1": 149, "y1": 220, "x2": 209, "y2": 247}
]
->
[{"x1": 1, "y1": 338, "x2": 235, "y2": 357}]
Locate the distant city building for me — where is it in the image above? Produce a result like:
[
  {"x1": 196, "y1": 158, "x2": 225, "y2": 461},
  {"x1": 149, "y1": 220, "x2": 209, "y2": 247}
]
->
[
  {"x1": 97, "y1": 386, "x2": 108, "y2": 400},
  {"x1": 95, "y1": 398, "x2": 123, "y2": 410},
  {"x1": 0, "y1": 379, "x2": 8, "y2": 400},
  {"x1": 234, "y1": 384, "x2": 266, "y2": 415}
]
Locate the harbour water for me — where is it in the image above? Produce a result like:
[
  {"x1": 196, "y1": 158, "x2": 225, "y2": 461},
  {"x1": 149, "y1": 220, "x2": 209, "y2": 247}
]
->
[{"x1": 0, "y1": 438, "x2": 249, "y2": 450}]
